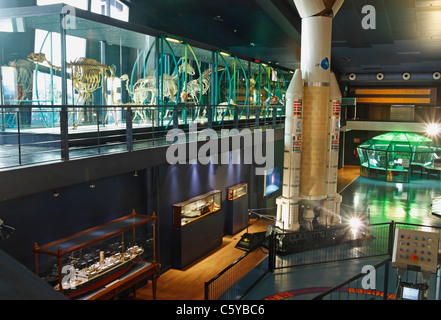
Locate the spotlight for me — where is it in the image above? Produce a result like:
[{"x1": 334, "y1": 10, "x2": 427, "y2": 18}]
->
[
  {"x1": 427, "y1": 123, "x2": 440, "y2": 136},
  {"x1": 349, "y1": 217, "x2": 363, "y2": 232},
  {"x1": 0, "y1": 219, "x2": 15, "y2": 240},
  {"x1": 133, "y1": 170, "x2": 138, "y2": 177},
  {"x1": 53, "y1": 191, "x2": 60, "y2": 197},
  {"x1": 89, "y1": 181, "x2": 95, "y2": 189}
]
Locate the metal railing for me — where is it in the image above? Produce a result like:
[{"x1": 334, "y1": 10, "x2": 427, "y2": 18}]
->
[
  {"x1": 205, "y1": 220, "x2": 441, "y2": 300},
  {"x1": 312, "y1": 257, "x2": 393, "y2": 300},
  {"x1": 0, "y1": 103, "x2": 284, "y2": 169},
  {"x1": 271, "y1": 222, "x2": 394, "y2": 271},
  {"x1": 204, "y1": 247, "x2": 269, "y2": 300}
]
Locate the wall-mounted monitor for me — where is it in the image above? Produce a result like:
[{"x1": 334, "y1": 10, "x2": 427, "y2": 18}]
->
[{"x1": 263, "y1": 167, "x2": 280, "y2": 196}]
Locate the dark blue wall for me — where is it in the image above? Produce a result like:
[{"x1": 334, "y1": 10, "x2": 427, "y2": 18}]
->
[
  {"x1": 0, "y1": 172, "x2": 147, "y2": 270},
  {"x1": 0, "y1": 139, "x2": 284, "y2": 273}
]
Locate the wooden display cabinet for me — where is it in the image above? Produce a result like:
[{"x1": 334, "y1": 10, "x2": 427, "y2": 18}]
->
[{"x1": 32, "y1": 210, "x2": 158, "y2": 300}]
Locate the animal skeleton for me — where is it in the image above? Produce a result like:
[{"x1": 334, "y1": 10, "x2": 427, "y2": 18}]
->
[
  {"x1": 27, "y1": 52, "x2": 116, "y2": 129},
  {"x1": 142, "y1": 63, "x2": 196, "y2": 104},
  {"x1": 120, "y1": 62, "x2": 196, "y2": 121},
  {"x1": 185, "y1": 68, "x2": 212, "y2": 104},
  {"x1": 120, "y1": 74, "x2": 152, "y2": 122},
  {"x1": 8, "y1": 59, "x2": 35, "y2": 102}
]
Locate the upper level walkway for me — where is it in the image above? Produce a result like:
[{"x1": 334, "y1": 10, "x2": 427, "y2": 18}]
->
[{"x1": 0, "y1": 103, "x2": 284, "y2": 170}]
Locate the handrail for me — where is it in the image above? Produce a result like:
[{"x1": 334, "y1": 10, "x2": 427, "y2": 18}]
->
[
  {"x1": 312, "y1": 257, "x2": 391, "y2": 300},
  {"x1": 204, "y1": 247, "x2": 269, "y2": 300}
]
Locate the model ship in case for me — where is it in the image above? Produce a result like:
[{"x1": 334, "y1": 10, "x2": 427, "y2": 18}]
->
[
  {"x1": 33, "y1": 211, "x2": 157, "y2": 299},
  {"x1": 54, "y1": 244, "x2": 144, "y2": 299}
]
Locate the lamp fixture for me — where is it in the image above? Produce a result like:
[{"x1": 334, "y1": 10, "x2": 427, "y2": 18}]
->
[{"x1": 165, "y1": 37, "x2": 183, "y2": 44}]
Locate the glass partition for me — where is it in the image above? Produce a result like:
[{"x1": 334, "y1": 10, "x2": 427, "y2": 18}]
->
[
  {"x1": 0, "y1": 4, "x2": 292, "y2": 170},
  {"x1": 357, "y1": 132, "x2": 441, "y2": 182}
]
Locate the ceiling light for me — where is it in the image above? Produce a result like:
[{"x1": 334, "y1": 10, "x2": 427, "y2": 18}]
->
[
  {"x1": 213, "y1": 15, "x2": 224, "y2": 22},
  {"x1": 165, "y1": 37, "x2": 183, "y2": 44}
]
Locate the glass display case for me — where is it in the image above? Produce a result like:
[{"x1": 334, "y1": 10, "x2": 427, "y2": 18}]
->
[
  {"x1": 0, "y1": 3, "x2": 292, "y2": 169},
  {"x1": 225, "y1": 183, "x2": 249, "y2": 235},
  {"x1": 173, "y1": 190, "x2": 222, "y2": 227},
  {"x1": 0, "y1": 4, "x2": 292, "y2": 128},
  {"x1": 227, "y1": 183, "x2": 248, "y2": 200},
  {"x1": 357, "y1": 132, "x2": 441, "y2": 182},
  {"x1": 32, "y1": 210, "x2": 157, "y2": 299}
]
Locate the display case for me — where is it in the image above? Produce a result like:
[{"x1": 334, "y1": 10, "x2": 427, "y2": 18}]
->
[
  {"x1": 357, "y1": 132, "x2": 441, "y2": 183},
  {"x1": 227, "y1": 183, "x2": 248, "y2": 200},
  {"x1": 225, "y1": 183, "x2": 249, "y2": 235},
  {"x1": 173, "y1": 190, "x2": 222, "y2": 227},
  {"x1": 0, "y1": 4, "x2": 292, "y2": 129},
  {"x1": 172, "y1": 190, "x2": 223, "y2": 269},
  {"x1": 32, "y1": 210, "x2": 158, "y2": 299}
]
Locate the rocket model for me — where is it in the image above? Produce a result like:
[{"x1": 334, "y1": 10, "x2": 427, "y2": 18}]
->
[{"x1": 276, "y1": 0, "x2": 344, "y2": 231}]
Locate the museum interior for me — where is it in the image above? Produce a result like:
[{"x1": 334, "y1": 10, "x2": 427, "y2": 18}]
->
[{"x1": 0, "y1": 0, "x2": 441, "y2": 302}]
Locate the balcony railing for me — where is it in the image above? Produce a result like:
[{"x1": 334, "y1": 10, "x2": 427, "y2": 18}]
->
[{"x1": 0, "y1": 103, "x2": 285, "y2": 170}]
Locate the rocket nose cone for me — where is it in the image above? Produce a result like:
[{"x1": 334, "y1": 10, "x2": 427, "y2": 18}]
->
[{"x1": 287, "y1": 69, "x2": 304, "y2": 99}]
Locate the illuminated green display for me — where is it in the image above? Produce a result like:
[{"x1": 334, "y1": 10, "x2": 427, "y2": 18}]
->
[{"x1": 357, "y1": 132, "x2": 441, "y2": 183}]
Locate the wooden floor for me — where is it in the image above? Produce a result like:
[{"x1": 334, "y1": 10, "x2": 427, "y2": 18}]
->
[{"x1": 128, "y1": 165, "x2": 361, "y2": 301}]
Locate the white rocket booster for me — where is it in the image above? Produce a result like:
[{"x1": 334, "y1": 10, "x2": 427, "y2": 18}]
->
[
  {"x1": 276, "y1": 69, "x2": 303, "y2": 231},
  {"x1": 276, "y1": 0, "x2": 343, "y2": 231}
]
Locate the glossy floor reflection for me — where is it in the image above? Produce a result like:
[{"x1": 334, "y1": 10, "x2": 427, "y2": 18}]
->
[
  {"x1": 243, "y1": 170, "x2": 441, "y2": 300},
  {"x1": 340, "y1": 175, "x2": 441, "y2": 227}
]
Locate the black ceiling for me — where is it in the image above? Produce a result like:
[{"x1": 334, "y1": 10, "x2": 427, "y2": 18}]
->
[{"x1": 124, "y1": 0, "x2": 441, "y2": 78}]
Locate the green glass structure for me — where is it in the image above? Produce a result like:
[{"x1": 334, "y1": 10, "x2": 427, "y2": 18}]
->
[{"x1": 357, "y1": 132, "x2": 441, "y2": 183}]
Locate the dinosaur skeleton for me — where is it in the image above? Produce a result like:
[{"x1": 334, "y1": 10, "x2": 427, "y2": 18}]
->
[{"x1": 27, "y1": 52, "x2": 116, "y2": 129}]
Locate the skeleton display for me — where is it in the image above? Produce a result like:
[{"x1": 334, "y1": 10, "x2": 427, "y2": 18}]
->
[
  {"x1": 120, "y1": 74, "x2": 153, "y2": 122},
  {"x1": 27, "y1": 53, "x2": 116, "y2": 129},
  {"x1": 136, "y1": 62, "x2": 196, "y2": 105},
  {"x1": 8, "y1": 59, "x2": 35, "y2": 102},
  {"x1": 186, "y1": 68, "x2": 211, "y2": 104},
  {"x1": 121, "y1": 62, "x2": 195, "y2": 122}
]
